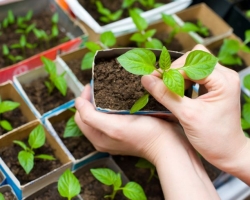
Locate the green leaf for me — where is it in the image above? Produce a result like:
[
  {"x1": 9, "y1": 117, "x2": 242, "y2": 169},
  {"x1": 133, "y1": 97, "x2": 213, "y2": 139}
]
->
[
  {"x1": 20, "y1": 35, "x2": 26, "y2": 47},
  {"x1": 0, "y1": 100, "x2": 20, "y2": 114},
  {"x1": 26, "y1": 23, "x2": 36, "y2": 34},
  {"x1": 0, "y1": 192, "x2": 4, "y2": 200},
  {"x1": 122, "y1": 0, "x2": 136, "y2": 8},
  {"x1": 51, "y1": 25, "x2": 59, "y2": 37},
  {"x1": 243, "y1": 103, "x2": 250, "y2": 124},
  {"x1": 41, "y1": 56, "x2": 57, "y2": 75},
  {"x1": 163, "y1": 69, "x2": 184, "y2": 97},
  {"x1": 13, "y1": 140, "x2": 29, "y2": 151},
  {"x1": 159, "y1": 46, "x2": 171, "y2": 70},
  {"x1": 25, "y1": 10, "x2": 33, "y2": 21},
  {"x1": 18, "y1": 151, "x2": 34, "y2": 174},
  {"x1": 10, "y1": 44, "x2": 21, "y2": 49},
  {"x1": 7, "y1": 10, "x2": 15, "y2": 24},
  {"x1": 145, "y1": 38, "x2": 163, "y2": 49},
  {"x1": 161, "y1": 13, "x2": 176, "y2": 27},
  {"x1": 90, "y1": 168, "x2": 119, "y2": 186},
  {"x1": 2, "y1": 18, "x2": 8, "y2": 28},
  {"x1": 85, "y1": 41, "x2": 101, "y2": 52},
  {"x1": 129, "y1": 9, "x2": 148, "y2": 31},
  {"x1": 2, "y1": 44, "x2": 9, "y2": 56},
  {"x1": 123, "y1": 182, "x2": 146, "y2": 200},
  {"x1": 130, "y1": 93, "x2": 149, "y2": 114},
  {"x1": 218, "y1": 39, "x2": 241, "y2": 56},
  {"x1": 96, "y1": 1, "x2": 111, "y2": 16},
  {"x1": 135, "y1": 158, "x2": 155, "y2": 169},
  {"x1": 218, "y1": 53, "x2": 242, "y2": 66},
  {"x1": 81, "y1": 52, "x2": 95, "y2": 70},
  {"x1": 100, "y1": 16, "x2": 110, "y2": 23},
  {"x1": 144, "y1": 29, "x2": 156, "y2": 39},
  {"x1": 181, "y1": 22, "x2": 199, "y2": 32},
  {"x1": 117, "y1": 48, "x2": 156, "y2": 75},
  {"x1": 241, "y1": 118, "x2": 250, "y2": 130},
  {"x1": 247, "y1": 10, "x2": 250, "y2": 18},
  {"x1": 113, "y1": 173, "x2": 122, "y2": 191},
  {"x1": 100, "y1": 31, "x2": 116, "y2": 47},
  {"x1": 182, "y1": 50, "x2": 218, "y2": 80},
  {"x1": 45, "y1": 81, "x2": 54, "y2": 94},
  {"x1": 0, "y1": 120, "x2": 13, "y2": 131},
  {"x1": 51, "y1": 13, "x2": 59, "y2": 24},
  {"x1": 58, "y1": 169, "x2": 81, "y2": 199},
  {"x1": 244, "y1": 30, "x2": 250, "y2": 44},
  {"x1": 110, "y1": 10, "x2": 123, "y2": 21},
  {"x1": 130, "y1": 32, "x2": 146, "y2": 43},
  {"x1": 244, "y1": 74, "x2": 250, "y2": 90},
  {"x1": 244, "y1": 94, "x2": 250, "y2": 104},
  {"x1": 241, "y1": 44, "x2": 250, "y2": 53},
  {"x1": 28, "y1": 124, "x2": 46, "y2": 149},
  {"x1": 35, "y1": 154, "x2": 55, "y2": 160},
  {"x1": 54, "y1": 76, "x2": 67, "y2": 96},
  {"x1": 63, "y1": 116, "x2": 82, "y2": 138}
]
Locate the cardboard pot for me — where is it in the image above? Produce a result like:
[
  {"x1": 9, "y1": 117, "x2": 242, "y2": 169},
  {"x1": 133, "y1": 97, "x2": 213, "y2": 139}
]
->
[{"x1": 0, "y1": 185, "x2": 18, "y2": 200}]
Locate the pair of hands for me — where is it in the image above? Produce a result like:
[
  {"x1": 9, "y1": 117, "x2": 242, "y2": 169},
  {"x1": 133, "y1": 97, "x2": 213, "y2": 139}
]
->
[{"x1": 75, "y1": 44, "x2": 250, "y2": 186}]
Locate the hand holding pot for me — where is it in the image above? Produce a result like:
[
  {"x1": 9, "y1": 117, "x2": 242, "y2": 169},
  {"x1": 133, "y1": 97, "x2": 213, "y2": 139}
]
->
[{"x1": 141, "y1": 44, "x2": 250, "y2": 185}]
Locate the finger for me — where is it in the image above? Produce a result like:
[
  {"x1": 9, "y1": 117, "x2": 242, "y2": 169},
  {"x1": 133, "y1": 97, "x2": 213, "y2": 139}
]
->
[{"x1": 80, "y1": 84, "x2": 91, "y2": 100}]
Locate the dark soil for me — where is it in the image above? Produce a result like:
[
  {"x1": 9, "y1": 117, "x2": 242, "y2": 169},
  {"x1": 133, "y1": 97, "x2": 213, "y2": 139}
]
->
[
  {"x1": 112, "y1": 156, "x2": 164, "y2": 200},
  {"x1": 65, "y1": 58, "x2": 92, "y2": 85},
  {"x1": 1, "y1": 190, "x2": 17, "y2": 200},
  {"x1": 0, "y1": 105, "x2": 28, "y2": 135},
  {"x1": 0, "y1": 11, "x2": 69, "y2": 69},
  {"x1": 78, "y1": 0, "x2": 171, "y2": 26},
  {"x1": 0, "y1": 139, "x2": 62, "y2": 185},
  {"x1": 21, "y1": 76, "x2": 75, "y2": 114},
  {"x1": 52, "y1": 118, "x2": 96, "y2": 159},
  {"x1": 185, "y1": 19, "x2": 213, "y2": 38}
]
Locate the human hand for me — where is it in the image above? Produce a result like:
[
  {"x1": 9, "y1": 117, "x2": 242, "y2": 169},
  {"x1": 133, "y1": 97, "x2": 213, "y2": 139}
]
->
[{"x1": 141, "y1": 44, "x2": 250, "y2": 184}]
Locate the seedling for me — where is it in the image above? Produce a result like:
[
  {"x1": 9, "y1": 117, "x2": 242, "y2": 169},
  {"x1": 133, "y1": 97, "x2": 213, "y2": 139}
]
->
[
  {"x1": 0, "y1": 193, "x2": 4, "y2": 200},
  {"x1": 90, "y1": 168, "x2": 147, "y2": 200},
  {"x1": 2, "y1": 44, "x2": 23, "y2": 64},
  {"x1": 51, "y1": 13, "x2": 59, "y2": 39},
  {"x1": 217, "y1": 30, "x2": 250, "y2": 66},
  {"x1": 137, "y1": 0, "x2": 164, "y2": 9},
  {"x1": 117, "y1": 47, "x2": 218, "y2": 113},
  {"x1": 162, "y1": 14, "x2": 209, "y2": 44},
  {"x1": 58, "y1": 169, "x2": 81, "y2": 200},
  {"x1": 16, "y1": 10, "x2": 33, "y2": 29},
  {"x1": 129, "y1": 9, "x2": 163, "y2": 49},
  {"x1": 135, "y1": 158, "x2": 157, "y2": 182},
  {"x1": 1, "y1": 10, "x2": 15, "y2": 28},
  {"x1": 63, "y1": 108, "x2": 82, "y2": 138},
  {"x1": 81, "y1": 30, "x2": 116, "y2": 70},
  {"x1": 41, "y1": 56, "x2": 67, "y2": 96},
  {"x1": 13, "y1": 124, "x2": 55, "y2": 174},
  {"x1": 15, "y1": 23, "x2": 36, "y2": 36},
  {"x1": 0, "y1": 96, "x2": 20, "y2": 131},
  {"x1": 95, "y1": 1, "x2": 123, "y2": 23},
  {"x1": 11, "y1": 35, "x2": 36, "y2": 57}
]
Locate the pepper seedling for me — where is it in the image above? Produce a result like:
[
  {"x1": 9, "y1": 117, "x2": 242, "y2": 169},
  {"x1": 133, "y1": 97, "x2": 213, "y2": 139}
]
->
[
  {"x1": 58, "y1": 169, "x2": 81, "y2": 200},
  {"x1": 129, "y1": 9, "x2": 163, "y2": 49},
  {"x1": 117, "y1": 47, "x2": 218, "y2": 113},
  {"x1": 1, "y1": 10, "x2": 15, "y2": 29},
  {"x1": 2, "y1": 44, "x2": 23, "y2": 64},
  {"x1": 51, "y1": 13, "x2": 59, "y2": 39},
  {"x1": 0, "y1": 192, "x2": 4, "y2": 200},
  {"x1": 41, "y1": 56, "x2": 67, "y2": 96},
  {"x1": 217, "y1": 30, "x2": 250, "y2": 66},
  {"x1": 13, "y1": 124, "x2": 55, "y2": 174},
  {"x1": 0, "y1": 96, "x2": 20, "y2": 131},
  {"x1": 16, "y1": 10, "x2": 33, "y2": 29},
  {"x1": 95, "y1": 1, "x2": 123, "y2": 23},
  {"x1": 15, "y1": 23, "x2": 36, "y2": 36},
  {"x1": 135, "y1": 158, "x2": 157, "y2": 182},
  {"x1": 11, "y1": 35, "x2": 36, "y2": 57},
  {"x1": 63, "y1": 108, "x2": 82, "y2": 138},
  {"x1": 137, "y1": 0, "x2": 164, "y2": 9},
  {"x1": 81, "y1": 30, "x2": 116, "y2": 70},
  {"x1": 90, "y1": 168, "x2": 147, "y2": 200}
]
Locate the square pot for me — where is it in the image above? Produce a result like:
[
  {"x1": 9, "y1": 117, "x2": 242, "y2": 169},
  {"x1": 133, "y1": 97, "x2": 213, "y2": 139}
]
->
[
  {"x1": 0, "y1": 81, "x2": 36, "y2": 137},
  {"x1": 0, "y1": 119, "x2": 72, "y2": 199},
  {"x1": 65, "y1": 0, "x2": 192, "y2": 35},
  {"x1": 0, "y1": 185, "x2": 18, "y2": 200},
  {"x1": 175, "y1": 3, "x2": 233, "y2": 45},
  {"x1": 13, "y1": 59, "x2": 82, "y2": 119}
]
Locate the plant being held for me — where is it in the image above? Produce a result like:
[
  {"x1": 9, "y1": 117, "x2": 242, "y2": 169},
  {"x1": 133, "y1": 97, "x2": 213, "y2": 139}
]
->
[
  {"x1": 58, "y1": 169, "x2": 81, "y2": 200},
  {"x1": 129, "y1": 9, "x2": 163, "y2": 49},
  {"x1": 117, "y1": 47, "x2": 218, "y2": 113},
  {"x1": 90, "y1": 168, "x2": 147, "y2": 200},
  {"x1": 63, "y1": 108, "x2": 82, "y2": 138},
  {"x1": 41, "y1": 56, "x2": 67, "y2": 96},
  {"x1": 135, "y1": 158, "x2": 157, "y2": 182},
  {"x1": 13, "y1": 124, "x2": 55, "y2": 174},
  {"x1": 81, "y1": 31, "x2": 116, "y2": 70},
  {"x1": 0, "y1": 96, "x2": 20, "y2": 131}
]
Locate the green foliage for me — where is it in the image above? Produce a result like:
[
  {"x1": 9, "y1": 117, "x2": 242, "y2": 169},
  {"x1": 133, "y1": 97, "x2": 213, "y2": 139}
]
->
[
  {"x1": 0, "y1": 97, "x2": 20, "y2": 131},
  {"x1": 58, "y1": 169, "x2": 81, "y2": 200},
  {"x1": 15, "y1": 23, "x2": 36, "y2": 35},
  {"x1": 90, "y1": 168, "x2": 147, "y2": 200},
  {"x1": 63, "y1": 108, "x2": 82, "y2": 138},
  {"x1": 0, "y1": 193, "x2": 4, "y2": 200},
  {"x1": 41, "y1": 56, "x2": 67, "y2": 96},
  {"x1": 246, "y1": 10, "x2": 250, "y2": 18},
  {"x1": 135, "y1": 158, "x2": 157, "y2": 182},
  {"x1": 13, "y1": 124, "x2": 55, "y2": 174},
  {"x1": 117, "y1": 47, "x2": 218, "y2": 112}
]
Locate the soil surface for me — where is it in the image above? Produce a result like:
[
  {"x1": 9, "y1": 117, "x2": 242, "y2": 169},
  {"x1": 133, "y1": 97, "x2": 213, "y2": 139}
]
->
[
  {"x1": 78, "y1": 0, "x2": 171, "y2": 26},
  {"x1": 1, "y1": 190, "x2": 17, "y2": 200},
  {"x1": 0, "y1": 11, "x2": 69, "y2": 69},
  {"x1": 52, "y1": 117, "x2": 95, "y2": 159},
  {"x1": 21, "y1": 76, "x2": 75, "y2": 114},
  {"x1": 0, "y1": 105, "x2": 28, "y2": 135},
  {"x1": 0, "y1": 139, "x2": 62, "y2": 185}
]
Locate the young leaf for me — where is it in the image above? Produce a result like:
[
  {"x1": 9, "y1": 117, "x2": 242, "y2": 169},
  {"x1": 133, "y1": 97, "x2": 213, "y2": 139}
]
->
[
  {"x1": 0, "y1": 120, "x2": 13, "y2": 131},
  {"x1": 161, "y1": 13, "x2": 176, "y2": 28},
  {"x1": 96, "y1": 1, "x2": 111, "y2": 16},
  {"x1": 182, "y1": 50, "x2": 218, "y2": 80},
  {"x1": 28, "y1": 124, "x2": 46, "y2": 149},
  {"x1": 130, "y1": 32, "x2": 146, "y2": 43},
  {"x1": 129, "y1": 9, "x2": 148, "y2": 31},
  {"x1": 113, "y1": 173, "x2": 122, "y2": 191},
  {"x1": 7, "y1": 10, "x2": 15, "y2": 24},
  {"x1": 159, "y1": 46, "x2": 171, "y2": 70},
  {"x1": 144, "y1": 29, "x2": 157, "y2": 39},
  {"x1": 2, "y1": 44, "x2": 9, "y2": 56},
  {"x1": 122, "y1": 0, "x2": 136, "y2": 8},
  {"x1": 130, "y1": 93, "x2": 149, "y2": 114},
  {"x1": 45, "y1": 81, "x2": 54, "y2": 94},
  {"x1": 218, "y1": 39, "x2": 241, "y2": 56},
  {"x1": 90, "y1": 168, "x2": 118, "y2": 186},
  {"x1": 63, "y1": 116, "x2": 82, "y2": 138},
  {"x1": 110, "y1": 10, "x2": 123, "y2": 21},
  {"x1": 58, "y1": 169, "x2": 81, "y2": 199},
  {"x1": 85, "y1": 42, "x2": 101, "y2": 52},
  {"x1": 20, "y1": 35, "x2": 26, "y2": 47},
  {"x1": 243, "y1": 103, "x2": 250, "y2": 124},
  {"x1": 35, "y1": 154, "x2": 55, "y2": 160},
  {"x1": 54, "y1": 76, "x2": 67, "y2": 96},
  {"x1": 0, "y1": 101, "x2": 20, "y2": 114},
  {"x1": 145, "y1": 39, "x2": 163, "y2": 49},
  {"x1": 18, "y1": 151, "x2": 34, "y2": 174},
  {"x1": 41, "y1": 56, "x2": 57, "y2": 75},
  {"x1": 0, "y1": 192, "x2": 4, "y2": 200},
  {"x1": 163, "y1": 69, "x2": 184, "y2": 97},
  {"x1": 13, "y1": 140, "x2": 29, "y2": 151},
  {"x1": 25, "y1": 10, "x2": 33, "y2": 21},
  {"x1": 81, "y1": 52, "x2": 95, "y2": 70},
  {"x1": 51, "y1": 13, "x2": 59, "y2": 24},
  {"x1": 244, "y1": 30, "x2": 250, "y2": 44},
  {"x1": 100, "y1": 31, "x2": 116, "y2": 47},
  {"x1": 243, "y1": 74, "x2": 250, "y2": 90},
  {"x1": 123, "y1": 182, "x2": 146, "y2": 200},
  {"x1": 218, "y1": 53, "x2": 242, "y2": 66},
  {"x1": 117, "y1": 48, "x2": 156, "y2": 75},
  {"x1": 51, "y1": 25, "x2": 59, "y2": 37},
  {"x1": 241, "y1": 118, "x2": 250, "y2": 130},
  {"x1": 181, "y1": 22, "x2": 199, "y2": 32}
]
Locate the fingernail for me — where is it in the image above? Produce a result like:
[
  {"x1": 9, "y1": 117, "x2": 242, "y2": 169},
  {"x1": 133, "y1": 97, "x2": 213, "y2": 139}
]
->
[{"x1": 75, "y1": 97, "x2": 85, "y2": 110}]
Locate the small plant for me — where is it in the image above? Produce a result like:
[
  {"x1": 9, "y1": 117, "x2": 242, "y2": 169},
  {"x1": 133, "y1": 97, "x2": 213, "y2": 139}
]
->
[
  {"x1": 1, "y1": 10, "x2": 15, "y2": 29},
  {"x1": 16, "y1": 10, "x2": 33, "y2": 29},
  {"x1": 135, "y1": 158, "x2": 157, "y2": 182},
  {"x1": 81, "y1": 30, "x2": 116, "y2": 70},
  {"x1": 129, "y1": 9, "x2": 163, "y2": 49},
  {"x1": 90, "y1": 168, "x2": 147, "y2": 200},
  {"x1": 217, "y1": 30, "x2": 250, "y2": 66},
  {"x1": 58, "y1": 169, "x2": 81, "y2": 200},
  {"x1": 0, "y1": 192, "x2": 4, "y2": 200},
  {"x1": 63, "y1": 108, "x2": 82, "y2": 138},
  {"x1": 51, "y1": 13, "x2": 59, "y2": 39},
  {"x1": 11, "y1": 35, "x2": 36, "y2": 57},
  {"x1": 15, "y1": 23, "x2": 36, "y2": 36},
  {"x1": 0, "y1": 97, "x2": 20, "y2": 131},
  {"x1": 13, "y1": 124, "x2": 55, "y2": 174},
  {"x1": 41, "y1": 56, "x2": 67, "y2": 96},
  {"x1": 117, "y1": 47, "x2": 218, "y2": 113},
  {"x1": 2, "y1": 44, "x2": 23, "y2": 64}
]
